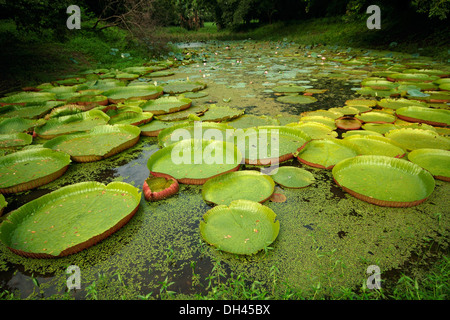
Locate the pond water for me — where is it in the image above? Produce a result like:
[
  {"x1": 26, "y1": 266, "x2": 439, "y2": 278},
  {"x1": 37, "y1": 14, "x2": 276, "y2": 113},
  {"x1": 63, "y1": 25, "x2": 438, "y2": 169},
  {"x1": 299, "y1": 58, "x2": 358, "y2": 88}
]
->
[{"x1": 0, "y1": 40, "x2": 449, "y2": 299}]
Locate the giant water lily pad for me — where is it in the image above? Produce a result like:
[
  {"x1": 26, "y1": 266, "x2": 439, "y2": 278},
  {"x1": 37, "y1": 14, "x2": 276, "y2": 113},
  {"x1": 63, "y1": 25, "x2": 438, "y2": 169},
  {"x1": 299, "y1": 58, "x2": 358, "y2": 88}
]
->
[
  {"x1": 140, "y1": 96, "x2": 192, "y2": 115},
  {"x1": 0, "y1": 148, "x2": 71, "y2": 193},
  {"x1": 157, "y1": 121, "x2": 233, "y2": 147},
  {"x1": 297, "y1": 139, "x2": 358, "y2": 169},
  {"x1": 332, "y1": 155, "x2": 435, "y2": 207},
  {"x1": 344, "y1": 135, "x2": 406, "y2": 158},
  {"x1": 385, "y1": 128, "x2": 450, "y2": 151},
  {"x1": 34, "y1": 110, "x2": 110, "y2": 139},
  {"x1": 199, "y1": 105, "x2": 244, "y2": 122},
  {"x1": 0, "y1": 117, "x2": 39, "y2": 134},
  {"x1": 147, "y1": 139, "x2": 242, "y2": 185},
  {"x1": 162, "y1": 81, "x2": 207, "y2": 94},
  {"x1": 103, "y1": 85, "x2": 163, "y2": 103},
  {"x1": 407, "y1": 149, "x2": 450, "y2": 181},
  {"x1": 226, "y1": 114, "x2": 280, "y2": 129},
  {"x1": 377, "y1": 98, "x2": 428, "y2": 110},
  {"x1": 272, "y1": 85, "x2": 306, "y2": 93},
  {"x1": 43, "y1": 125, "x2": 141, "y2": 162},
  {"x1": 277, "y1": 94, "x2": 317, "y2": 104},
  {"x1": 0, "y1": 92, "x2": 56, "y2": 105},
  {"x1": 155, "y1": 105, "x2": 209, "y2": 121},
  {"x1": 232, "y1": 126, "x2": 311, "y2": 165},
  {"x1": 0, "y1": 181, "x2": 141, "y2": 258},
  {"x1": 288, "y1": 122, "x2": 338, "y2": 139},
  {"x1": 395, "y1": 106, "x2": 450, "y2": 126},
  {"x1": 139, "y1": 119, "x2": 184, "y2": 137},
  {"x1": 387, "y1": 73, "x2": 439, "y2": 82},
  {"x1": 0, "y1": 133, "x2": 33, "y2": 148},
  {"x1": 202, "y1": 171, "x2": 275, "y2": 205},
  {"x1": 108, "y1": 111, "x2": 153, "y2": 126},
  {"x1": 199, "y1": 200, "x2": 280, "y2": 255},
  {"x1": 0, "y1": 101, "x2": 63, "y2": 119},
  {"x1": 355, "y1": 111, "x2": 396, "y2": 124},
  {"x1": 269, "y1": 166, "x2": 315, "y2": 188}
]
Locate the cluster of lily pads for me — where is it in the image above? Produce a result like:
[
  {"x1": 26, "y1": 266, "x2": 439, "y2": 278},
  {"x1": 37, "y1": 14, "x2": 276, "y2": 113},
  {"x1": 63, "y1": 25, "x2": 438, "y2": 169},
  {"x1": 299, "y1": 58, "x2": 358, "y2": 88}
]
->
[{"x1": 0, "y1": 44, "x2": 449, "y2": 258}]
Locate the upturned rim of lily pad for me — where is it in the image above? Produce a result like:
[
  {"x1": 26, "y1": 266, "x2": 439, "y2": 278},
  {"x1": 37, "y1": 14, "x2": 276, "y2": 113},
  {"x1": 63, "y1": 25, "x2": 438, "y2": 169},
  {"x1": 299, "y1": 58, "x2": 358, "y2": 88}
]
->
[
  {"x1": 407, "y1": 148, "x2": 450, "y2": 182},
  {"x1": 332, "y1": 155, "x2": 435, "y2": 207},
  {"x1": 43, "y1": 124, "x2": 141, "y2": 163},
  {"x1": 143, "y1": 175, "x2": 179, "y2": 201},
  {"x1": 0, "y1": 181, "x2": 141, "y2": 258},
  {"x1": 0, "y1": 148, "x2": 71, "y2": 194}
]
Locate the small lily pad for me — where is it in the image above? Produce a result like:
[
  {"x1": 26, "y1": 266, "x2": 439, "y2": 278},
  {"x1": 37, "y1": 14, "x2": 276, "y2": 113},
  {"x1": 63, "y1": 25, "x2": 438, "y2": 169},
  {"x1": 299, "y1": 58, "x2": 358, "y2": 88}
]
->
[
  {"x1": 202, "y1": 171, "x2": 275, "y2": 206},
  {"x1": 143, "y1": 175, "x2": 179, "y2": 201},
  {"x1": 269, "y1": 166, "x2": 315, "y2": 188}
]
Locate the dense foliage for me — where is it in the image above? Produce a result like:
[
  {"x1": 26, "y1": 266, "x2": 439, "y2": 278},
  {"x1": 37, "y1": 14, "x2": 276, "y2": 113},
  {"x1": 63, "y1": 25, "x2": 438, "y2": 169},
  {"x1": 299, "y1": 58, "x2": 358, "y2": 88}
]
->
[{"x1": 1, "y1": 0, "x2": 448, "y2": 34}]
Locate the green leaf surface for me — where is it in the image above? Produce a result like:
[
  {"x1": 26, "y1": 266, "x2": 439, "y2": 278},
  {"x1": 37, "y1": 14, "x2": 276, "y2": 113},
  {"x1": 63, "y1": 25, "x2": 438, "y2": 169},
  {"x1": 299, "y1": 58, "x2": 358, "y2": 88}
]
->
[
  {"x1": 199, "y1": 200, "x2": 280, "y2": 255},
  {"x1": 202, "y1": 171, "x2": 275, "y2": 205}
]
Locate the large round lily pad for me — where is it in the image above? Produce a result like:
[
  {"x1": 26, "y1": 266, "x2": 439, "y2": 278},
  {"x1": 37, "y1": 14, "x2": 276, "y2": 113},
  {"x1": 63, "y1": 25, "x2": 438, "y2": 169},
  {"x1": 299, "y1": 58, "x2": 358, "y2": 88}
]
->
[
  {"x1": 199, "y1": 199, "x2": 280, "y2": 255},
  {"x1": 355, "y1": 111, "x2": 396, "y2": 124},
  {"x1": 332, "y1": 155, "x2": 435, "y2": 207},
  {"x1": 157, "y1": 121, "x2": 233, "y2": 147},
  {"x1": 103, "y1": 85, "x2": 163, "y2": 103},
  {"x1": 0, "y1": 181, "x2": 141, "y2": 258},
  {"x1": 162, "y1": 81, "x2": 207, "y2": 94},
  {"x1": 407, "y1": 149, "x2": 450, "y2": 181},
  {"x1": 34, "y1": 110, "x2": 110, "y2": 139},
  {"x1": 385, "y1": 128, "x2": 450, "y2": 151},
  {"x1": 202, "y1": 171, "x2": 275, "y2": 205},
  {"x1": 199, "y1": 105, "x2": 244, "y2": 122},
  {"x1": 395, "y1": 106, "x2": 450, "y2": 127},
  {"x1": 147, "y1": 139, "x2": 242, "y2": 184},
  {"x1": 0, "y1": 148, "x2": 71, "y2": 194},
  {"x1": 297, "y1": 139, "x2": 358, "y2": 169},
  {"x1": 277, "y1": 94, "x2": 317, "y2": 104},
  {"x1": 232, "y1": 126, "x2": 311, "y2": 165},
  {"x1": 269, "y1": 166, "x2": 315, "y2": 188},
  {"x1": 43, "y1": 124, "x2": 141, "y2": 162},
  {"x1": 140, "y1": 96, "x2": 192, "y2": 115},
  {"x1": 0, "y1": 92, "x2": 56, "y2": 105},
  {"x1": 343, "y1": 135, "x2": 406, "y2": 158},
  {"x1": 0, "y1": 133, "x2": 33, "y2": 148}
]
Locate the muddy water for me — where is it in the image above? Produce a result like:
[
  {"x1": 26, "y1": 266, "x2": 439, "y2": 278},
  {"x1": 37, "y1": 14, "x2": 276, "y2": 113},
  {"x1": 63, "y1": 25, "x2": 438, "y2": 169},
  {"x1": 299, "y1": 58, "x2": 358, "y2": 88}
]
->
[{"x1": 0, "y1": 40, "x2": 449, "y2": 299}]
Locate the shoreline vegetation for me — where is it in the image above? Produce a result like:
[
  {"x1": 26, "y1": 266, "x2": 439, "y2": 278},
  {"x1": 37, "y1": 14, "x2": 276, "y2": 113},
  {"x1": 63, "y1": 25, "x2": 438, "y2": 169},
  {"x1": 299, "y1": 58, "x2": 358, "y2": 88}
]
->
[{"x1": 1, "y1": 13, "x2": 448, "y2": 95}]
